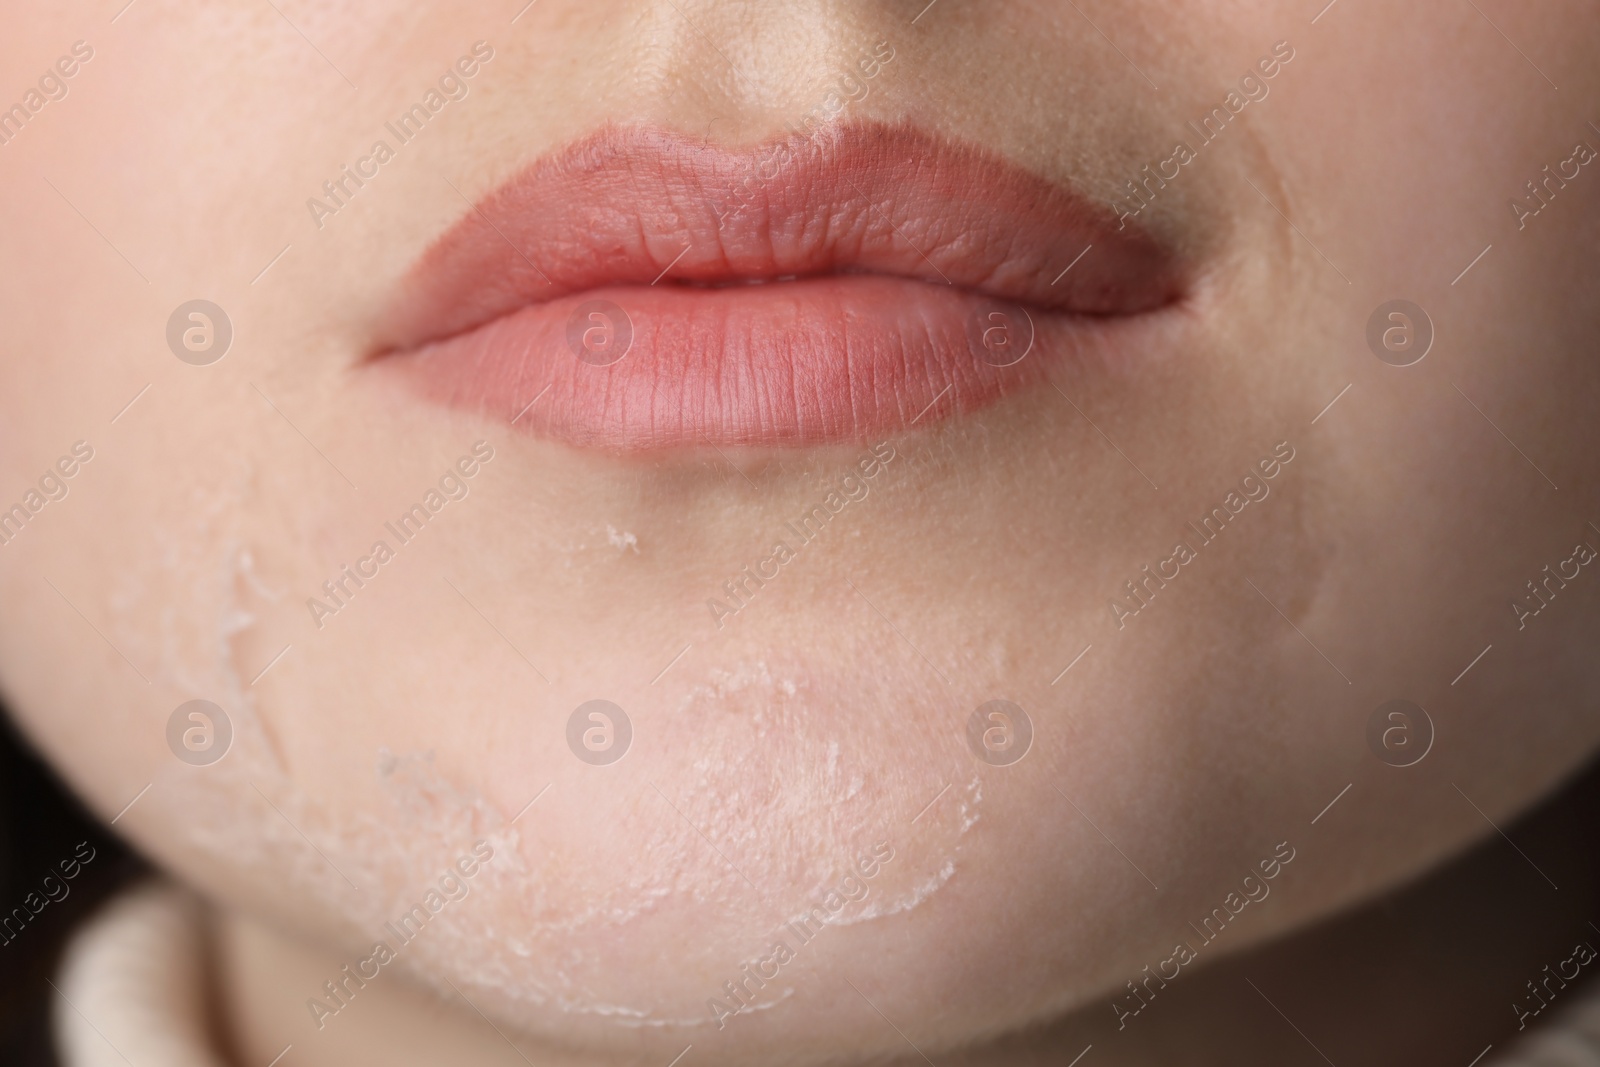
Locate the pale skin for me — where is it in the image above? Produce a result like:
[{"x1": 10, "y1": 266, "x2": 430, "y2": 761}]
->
[{"x1": 2, "y1": 1, "x2": 1599, "y2": 1065}]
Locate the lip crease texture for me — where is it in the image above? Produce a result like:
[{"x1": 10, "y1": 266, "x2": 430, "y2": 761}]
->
[{"x1": 375, "y1": 121, "x2": 1185, "y2": 451}]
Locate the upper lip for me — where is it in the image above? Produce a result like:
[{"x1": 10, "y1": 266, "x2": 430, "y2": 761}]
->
[{"x1": 378, "y1": 121, "x2": 1185, "y2": 353}]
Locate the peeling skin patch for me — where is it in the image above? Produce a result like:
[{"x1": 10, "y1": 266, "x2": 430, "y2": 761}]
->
[
  {"x1": 96, "y1": 460, "x2": 549, "y2": 997},
  {"x1": 958, "y1": 774, "x2": 982, "y2": 833},
  {"x1": 675, "y1": 659, "x2": 800, "y2": 712},
  {"x1": 121, "y1": 593, "x2": 992, "y2": 1031},
  {"x1": 830, "y1": 776, "x2": 979, "y2": 927},
  {"x1": 605, "y1": 523, "x2": 640, "y2": 552},
  {"x1": 453, "y1": 656, "x2": 991, "y2": 1023},
  {"x1": 829, "y1": 858, "x2": 958, "y2": 926},
  {"x1": 108, "y1": 458, "x2": 284, "y2": 747},
  {"x1": 150, "y1": 713, "x2": 955, "y2": 1030},
  {"x1": 510, "y1": 986, "x2": 794, "y2": 1031}
]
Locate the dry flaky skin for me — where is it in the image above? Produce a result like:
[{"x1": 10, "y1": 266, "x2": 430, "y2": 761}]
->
[{"x1": 1, "y1": 1, "x2": 1599, "y2": 1065}]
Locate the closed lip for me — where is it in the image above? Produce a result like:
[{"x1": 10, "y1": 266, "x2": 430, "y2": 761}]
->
[{"x1": 373, "y1": 121, "x2": 1188, "y2": 451}]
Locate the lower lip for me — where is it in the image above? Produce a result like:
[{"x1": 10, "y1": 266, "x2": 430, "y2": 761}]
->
[{"x1": 389, "y1": 275, "x2": 1092, "y2": 451}]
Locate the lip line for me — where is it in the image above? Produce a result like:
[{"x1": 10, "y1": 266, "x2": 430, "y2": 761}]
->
[
  {"x1": 380, "y1": 262, "x2": 1139, "y2": 361},
  {"x1": 378, "y1": 238, "x2": 1116, "y2": 358}
]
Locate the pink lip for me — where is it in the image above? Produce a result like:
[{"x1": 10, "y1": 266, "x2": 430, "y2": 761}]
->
[{"x1": 375, "y1": 122, "x2": 1185, "y2": 451}]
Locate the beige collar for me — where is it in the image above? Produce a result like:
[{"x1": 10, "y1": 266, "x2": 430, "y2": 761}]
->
[{"x1": 54, "y1": 880, "x2": 227, "y2": 1067}]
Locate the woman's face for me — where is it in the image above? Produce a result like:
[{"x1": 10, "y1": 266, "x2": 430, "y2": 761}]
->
[{"x1": 3, "y1": 0, "x2": 1598, "y2": 1062}]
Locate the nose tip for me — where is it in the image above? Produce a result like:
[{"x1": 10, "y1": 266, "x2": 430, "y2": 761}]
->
[{"x1": 603, "y1": 0, "x2": 903, "y2": 141}]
